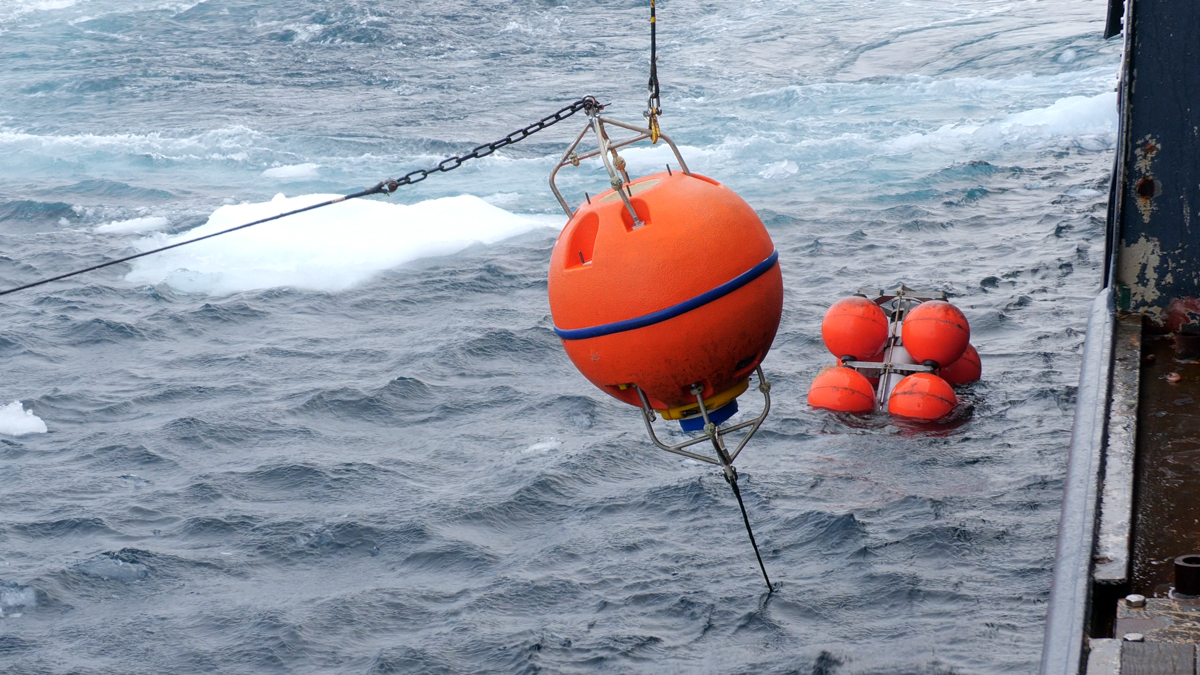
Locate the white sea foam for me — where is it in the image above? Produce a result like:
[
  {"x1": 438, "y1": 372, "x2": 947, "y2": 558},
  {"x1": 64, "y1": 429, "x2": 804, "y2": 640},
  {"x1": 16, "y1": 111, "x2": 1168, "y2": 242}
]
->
[
  {"x1": 262, "y1": 163, "x2": 320, "y2": 179},
  {"x1": 1001, "y1": 92, "x2": 1118, "y2": 136},
  {"x1": 522, "y1": 438, "x2": 562, "y2": 454},
  {"x1": 0, "y1": 0, "x2": 80, "y2": 23},
  {"x1": 94, "y1": 216, "x2": 170, "y2": 234},
  {"x1": 759, "y1": 159, "x2": 799, "y2": 179},
  {"x1": 0, "y1": 401, "x2": 47, "y2": 436},
  {"x1": 0, "y1": 125, "x2": 264, "y2": 160},
  {"x1": 607, "y1": 142, "x2": 725, "y2": 176},
  {"x1": 125, "y1": 193, "x2": 559, "y2": 294},
  {"x1": 500, "y1": 20, "x2": 533, "y2": 35},
  {"x1": 0, "y1": 584, "x2": 36, "y2": 608},
  {"x1": 482, "y1": 192, "x2": 520, "y2": 208}
]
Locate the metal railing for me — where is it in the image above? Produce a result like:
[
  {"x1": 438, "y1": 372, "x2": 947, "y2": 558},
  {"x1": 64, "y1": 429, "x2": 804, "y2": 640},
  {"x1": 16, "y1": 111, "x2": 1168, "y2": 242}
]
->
[{"x1": 1040, "y1": 286, "x2": 1116, "y2": 674}]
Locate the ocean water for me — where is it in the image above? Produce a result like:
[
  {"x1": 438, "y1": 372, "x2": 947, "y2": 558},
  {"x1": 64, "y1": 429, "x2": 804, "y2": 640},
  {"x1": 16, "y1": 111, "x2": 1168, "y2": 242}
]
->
[{"x1": 0, "y1": 1, "x2": 1120, "y2": 673}]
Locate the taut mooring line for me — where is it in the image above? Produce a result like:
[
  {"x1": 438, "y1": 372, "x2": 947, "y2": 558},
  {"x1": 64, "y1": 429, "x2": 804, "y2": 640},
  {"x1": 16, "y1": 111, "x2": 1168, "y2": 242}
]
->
[
  {"x1": 713, "y1": 438, "x2": 773, "y2": 593},
  {"x1": 728, "y1": 472, "x2": 773, "y2": 593},
  {"x1": 0, "y1": 96, "x2": 597, "y2": 299},
  {"x1": 0, "y1": 189, "x2": 376, "y2": 299}
]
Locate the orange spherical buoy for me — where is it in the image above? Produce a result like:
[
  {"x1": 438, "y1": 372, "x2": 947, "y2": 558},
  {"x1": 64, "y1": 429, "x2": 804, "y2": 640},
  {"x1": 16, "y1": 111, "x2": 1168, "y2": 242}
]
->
[
  {"x1": 887, "y1": 372, "x2": 957, "y2": 420},
  {"x1": 807, "y1": 366, "x2": 875, "y2": 413},
  {"x1": 901, "y1": 300, "x2": 969, "y2": 368},
  {"x1": 548, "y1": 171, "x2": 783, "y2": 411},
  {"x1": 941, "y1": 344, "x2": 981, "y2": 385},
  {"x1": 821, "y1": 297, "x2": 888, "y2": 360}
]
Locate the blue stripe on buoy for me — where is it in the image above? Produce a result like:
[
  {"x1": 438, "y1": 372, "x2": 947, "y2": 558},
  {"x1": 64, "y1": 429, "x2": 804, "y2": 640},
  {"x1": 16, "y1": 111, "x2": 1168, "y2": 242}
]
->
[{"x1": 553, "y1": 250, "x2": 779, "y2": 341}]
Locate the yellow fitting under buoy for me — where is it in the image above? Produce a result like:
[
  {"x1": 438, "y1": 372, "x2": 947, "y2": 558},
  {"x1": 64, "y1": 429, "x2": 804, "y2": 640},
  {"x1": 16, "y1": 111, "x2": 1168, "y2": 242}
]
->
[{"x1": 658, "y1": 378, "x2": 749, "y2": 420}]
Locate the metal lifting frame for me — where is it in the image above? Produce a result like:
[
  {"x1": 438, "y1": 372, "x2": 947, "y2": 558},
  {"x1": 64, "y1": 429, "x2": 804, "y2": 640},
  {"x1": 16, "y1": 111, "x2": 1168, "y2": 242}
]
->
[{"x1": 548, "y1": 104, "x2": 691, "y2": 222}]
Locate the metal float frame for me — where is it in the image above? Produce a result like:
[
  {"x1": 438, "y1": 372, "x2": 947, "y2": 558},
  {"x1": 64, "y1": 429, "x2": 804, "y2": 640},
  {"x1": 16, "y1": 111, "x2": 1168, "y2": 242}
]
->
[
  {"x1": 838, "y1": 285, "x2": 946, "y2": 411},
  {"x1": 635, "y1": 366, "x2": 775, "y2": 591}
]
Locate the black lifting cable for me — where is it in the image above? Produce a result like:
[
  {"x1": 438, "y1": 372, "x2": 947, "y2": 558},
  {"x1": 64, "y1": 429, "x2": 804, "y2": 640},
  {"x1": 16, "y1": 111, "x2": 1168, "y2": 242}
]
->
[
  {"x1": 0, "y1": 96, "x2": 601, "y2": 300},
  {"x1": 644, "y1": 0, "x2": 663, "y2": 141}
]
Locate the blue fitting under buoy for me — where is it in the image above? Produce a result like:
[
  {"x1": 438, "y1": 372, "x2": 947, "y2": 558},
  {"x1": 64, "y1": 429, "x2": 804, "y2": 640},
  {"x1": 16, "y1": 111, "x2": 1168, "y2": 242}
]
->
[{"x1": 678, "y1": 399, "x2": 739, "y2": 432}]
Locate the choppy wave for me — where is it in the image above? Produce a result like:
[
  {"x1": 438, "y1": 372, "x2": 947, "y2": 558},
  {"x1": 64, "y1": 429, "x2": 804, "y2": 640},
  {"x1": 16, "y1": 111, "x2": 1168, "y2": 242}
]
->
[{"x1": 0, "y1": 0, "x2": 1121, "y2": 672}]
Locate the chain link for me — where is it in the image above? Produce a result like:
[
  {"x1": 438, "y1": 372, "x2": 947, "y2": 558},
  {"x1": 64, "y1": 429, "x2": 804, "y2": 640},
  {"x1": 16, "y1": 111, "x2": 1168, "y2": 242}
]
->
[{"x1": 372, "y1": 96, "x2": 600, "y2": 195}]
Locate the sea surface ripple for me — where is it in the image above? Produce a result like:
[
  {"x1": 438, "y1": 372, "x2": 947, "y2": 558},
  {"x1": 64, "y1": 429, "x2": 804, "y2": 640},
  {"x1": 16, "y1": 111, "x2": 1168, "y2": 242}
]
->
[{"x1": 0, "y1": 0, "x2": 1119, "y2": 672}]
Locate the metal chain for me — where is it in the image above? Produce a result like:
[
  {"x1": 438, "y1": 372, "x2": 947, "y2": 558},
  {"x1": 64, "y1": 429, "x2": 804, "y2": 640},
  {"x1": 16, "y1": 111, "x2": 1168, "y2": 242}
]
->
[
  {"x1": 0, "y1": 96, "x2": 600, "y2": 299},
  {"x1": 374, "y1": 96, "x2": 601, "y2": 195}
]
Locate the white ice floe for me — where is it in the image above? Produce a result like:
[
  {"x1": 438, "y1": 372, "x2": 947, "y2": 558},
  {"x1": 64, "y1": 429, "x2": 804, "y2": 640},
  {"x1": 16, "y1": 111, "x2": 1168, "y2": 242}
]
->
[
  {"x1": 76, "y1": 557, "x2": 148, "y2": 581},
  {"x1": 0, "y1": 582, "x2": 36, "y2": 617},
  {"x1": 889, "y1": 91, "x2": 1118, "y2": 153},
  {"x1": 125, "y1": 193, "x2": 559, "y2": 294},
  {"x1": 0, "y1": 401, "x2": 47, "y2": 436},
  {"x1": 94, "y1": 216, "x2": 170, "y2": 234}
]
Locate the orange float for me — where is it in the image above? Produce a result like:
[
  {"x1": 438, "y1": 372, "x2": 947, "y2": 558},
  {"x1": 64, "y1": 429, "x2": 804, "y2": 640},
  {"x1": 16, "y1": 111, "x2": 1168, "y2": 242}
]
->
[
  {"x1": 822, "y1": 297, "x2": 888, "y2": 360},
  {"x1": 548, "y1": 170, "x2": 783, "y2": 422},
  {"x1": 887, "y1": 372, "x2": 957, "y2": 420},
  {"x1": 941, "y1": 344, "x2": 981, "y2": 385},
  {"x1": 901, "y1": 300, "x2": 970, "y2": 367},
  {"x1": 807, "y1": 366, "x2": 875, "y2": 412}
]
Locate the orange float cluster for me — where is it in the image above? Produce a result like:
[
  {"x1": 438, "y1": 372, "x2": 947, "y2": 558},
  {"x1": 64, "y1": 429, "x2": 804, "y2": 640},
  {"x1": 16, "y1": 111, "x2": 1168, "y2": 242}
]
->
[{"x1": 807, "y1": 293, "x2": 981, "y2": 421}]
